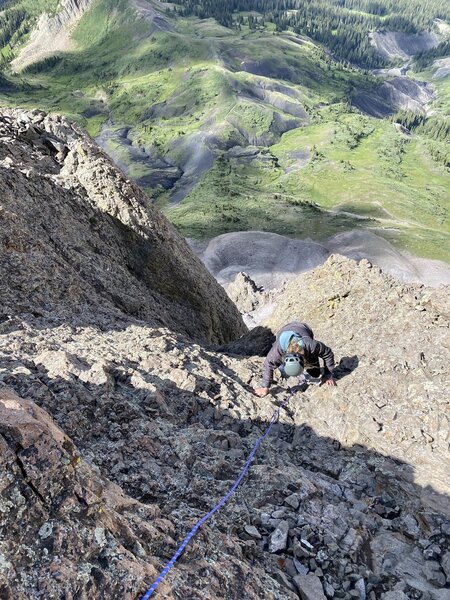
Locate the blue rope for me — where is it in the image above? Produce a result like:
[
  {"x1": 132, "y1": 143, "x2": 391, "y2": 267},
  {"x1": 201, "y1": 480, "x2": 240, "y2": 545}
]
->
[{"x1": 141, "y1": 389, "x2": 296, "y2": 599}]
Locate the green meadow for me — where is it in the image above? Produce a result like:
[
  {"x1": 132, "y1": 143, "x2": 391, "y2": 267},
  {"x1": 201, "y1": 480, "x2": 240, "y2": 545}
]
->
[{"x1": 0, "y1": 0, "x2": 448, "y2": 261}]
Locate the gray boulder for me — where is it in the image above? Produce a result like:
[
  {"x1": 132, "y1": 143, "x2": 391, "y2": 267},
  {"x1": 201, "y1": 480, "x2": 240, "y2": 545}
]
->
[{"x1": 293, "y1": 574, "x2": 327, "y2": 600}]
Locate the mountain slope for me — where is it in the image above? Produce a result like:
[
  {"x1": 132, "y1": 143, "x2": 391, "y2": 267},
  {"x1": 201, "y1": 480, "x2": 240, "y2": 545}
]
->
[
  {"x1": 10, "y1": 0, "x2": 94, "y2": 72},
  {"x1": 0, "y1": 7, "x2": 449, "y2": 600},
  {"x1": 0, "y1": 108, "x2": 449, "y2": 600},
  {"x1": 1, "y1": 255, "x2": 449, "y2": 598},
  {"x1": 0, "y1": 0, "x2": 449, "y2": 263}
]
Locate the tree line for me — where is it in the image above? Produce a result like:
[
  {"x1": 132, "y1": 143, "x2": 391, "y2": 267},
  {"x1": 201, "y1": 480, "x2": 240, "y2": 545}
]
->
[
  {"x1": 0, "y1": 0, "x2": 60, "y2": 62},
  {"x1": 171, "y1": 0, "x2": 450, "y2": 68},
  {"x1": 392, "y1": 110, "x2": 450, "y2": 142},
  {"x1": 414, "y1": 40, "x2": 450, "y2": 71},
  {"x1": 0, "y1": 7, "x2": 26, "y2": 50}
]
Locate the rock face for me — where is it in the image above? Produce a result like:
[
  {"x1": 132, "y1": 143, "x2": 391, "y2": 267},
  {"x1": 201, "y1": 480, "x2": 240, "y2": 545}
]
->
[
  {"x1": 0, "y1": 108, "x2": 246, "y2": 344},
  {"x1": 0, "y1": 388, "x2": 159, "y2": 599},
  {"x1": 1, "y1": 110, "x2": 450, "y2": 599},
  {"x1": 265, "y1": 254, "x2": 450, "y2": 494},
  {"x1": 11, "y1": 0, "x2": 95, "y2": 72},
  {"x1": 370, "y1": 31, "x2": 439, "y2": 61},
  {"x1": 1, "y1": 253, "x2": 450, "y2": 598},
  {"x1": 227, "y1": 272, "x2": 263, "y2": 313}
]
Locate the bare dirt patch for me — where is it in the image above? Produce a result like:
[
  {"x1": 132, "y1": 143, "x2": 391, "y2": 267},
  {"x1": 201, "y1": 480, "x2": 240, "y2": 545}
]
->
[
  {"x1": 191, "y1": 229, "x2": 450, "y2": 289},
  {"x1": 370, "y1": 31, "x2": 439, "y2": 61}
]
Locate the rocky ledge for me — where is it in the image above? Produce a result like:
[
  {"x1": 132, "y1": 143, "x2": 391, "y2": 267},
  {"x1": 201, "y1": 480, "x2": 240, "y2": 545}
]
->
[{"x1": 1, "y1": 255, "x2": 449, "y2": 599}]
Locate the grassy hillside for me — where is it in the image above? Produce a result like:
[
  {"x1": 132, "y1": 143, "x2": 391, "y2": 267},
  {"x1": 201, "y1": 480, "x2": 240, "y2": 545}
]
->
[
  {"x1": 169, "y1": 108, "x2": 450, "y2": 259},
  {"x1": 174, "y1": 0, "x2": 450, "y2": 67},
  {"x1": 0, "y1": 0, "x2": 449, "y2": 261}
]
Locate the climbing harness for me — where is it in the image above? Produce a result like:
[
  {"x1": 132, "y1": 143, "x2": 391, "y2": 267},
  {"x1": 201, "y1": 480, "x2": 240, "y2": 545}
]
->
[{"x1": 140, "y1": 388, "x2": 297, "y2": 599}]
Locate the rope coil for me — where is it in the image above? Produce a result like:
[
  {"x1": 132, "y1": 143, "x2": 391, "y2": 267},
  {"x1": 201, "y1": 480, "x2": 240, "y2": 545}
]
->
[{"x1": 141, "y1": 389, "x2": 296, "y2": 599}]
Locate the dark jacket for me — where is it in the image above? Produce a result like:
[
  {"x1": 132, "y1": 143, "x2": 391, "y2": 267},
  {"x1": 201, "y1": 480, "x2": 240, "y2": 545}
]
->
[{"x1": 261, "y1": 321, "x2": 335, "y2": 387}]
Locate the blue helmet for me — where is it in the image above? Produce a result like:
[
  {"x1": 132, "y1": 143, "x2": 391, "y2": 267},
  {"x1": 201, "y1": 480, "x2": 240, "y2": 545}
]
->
[{"x1": 283, "y1": 353, "x2": 304, "y2": 377}]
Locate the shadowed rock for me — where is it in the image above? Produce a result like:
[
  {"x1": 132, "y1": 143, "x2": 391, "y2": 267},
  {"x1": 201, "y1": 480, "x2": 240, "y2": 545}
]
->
[
  {"x1": 0, "y1": 388, "x2": 160, "y2": 599},
  {"x1": 1, "y1": 111, "x2": 450, "y2": 600},
  {"x1": 1, "y1": 254, "x2": 450, "y2": 597},
  {"x1": 0, "y1": 108, "x2": 246, "y2": 344}
]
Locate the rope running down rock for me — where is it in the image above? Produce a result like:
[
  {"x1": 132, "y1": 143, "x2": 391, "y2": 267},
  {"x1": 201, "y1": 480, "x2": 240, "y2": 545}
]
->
[{"x1": 140, "y1": 388, "x2": 298, "y2": 599}]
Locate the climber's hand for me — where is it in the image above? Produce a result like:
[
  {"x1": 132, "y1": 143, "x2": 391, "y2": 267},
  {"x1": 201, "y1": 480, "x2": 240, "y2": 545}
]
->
[{"x1": 253, "y1": 387, "x2": 269, "y2": 397}]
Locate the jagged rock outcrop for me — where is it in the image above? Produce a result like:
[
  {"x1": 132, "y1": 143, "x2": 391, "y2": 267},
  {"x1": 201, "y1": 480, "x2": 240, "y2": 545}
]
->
[
  {"x1": 11, "y1": 0, "x2": 94, "y2": 72},
  {"x1": 0, "y1": 108, "x2": 246, "y2": 344},
  {"x1": 1, "y1": 252, "x2": 450, "y2": 599},
  {"x1": 227, "y1": 272, "x2": 263, "y2": 313}
]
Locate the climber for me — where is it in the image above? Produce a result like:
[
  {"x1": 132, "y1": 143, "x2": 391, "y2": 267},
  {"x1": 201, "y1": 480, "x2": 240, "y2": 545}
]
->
[{"x1": 253, "y1": 321, "x2": 336, "y2": 397}]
